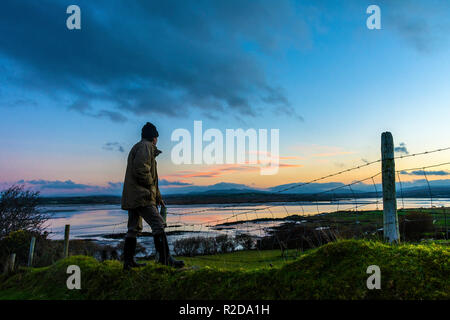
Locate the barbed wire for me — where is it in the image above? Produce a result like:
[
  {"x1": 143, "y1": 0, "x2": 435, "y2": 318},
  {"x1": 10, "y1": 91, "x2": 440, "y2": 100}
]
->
[
  {"x1": 393, "y1": 147, "x2": 450, "y2": 160},
  {"x1": 48, "y1": 220, "x2": 128, "y2": 234},
  {"x1": 397, "y1": 161, "x2": 450, "y2": 174},
  {"x1": 47, "y1": 158, "x2": 449, "y2": 237},
  {"x1": 43, "y1": 146, "x2": 450, "y2": 255},
  {"x1": 175, "y1": 146, "x2": 450, "y2": 216}
]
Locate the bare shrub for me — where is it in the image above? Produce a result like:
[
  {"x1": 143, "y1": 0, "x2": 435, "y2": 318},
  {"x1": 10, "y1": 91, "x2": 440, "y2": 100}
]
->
[
  {"x1": 0, "y1": 185, "x2": 47, "y2": 238},
  {"x1": 173, "y1": 237, "x2": 202, "y2": 256},
  {"x1": 215, "y1": 234, "x2": 235, "y2": 253},
  {"x1": 235, "y1": 233, "x2": 254, "y2": 250}
]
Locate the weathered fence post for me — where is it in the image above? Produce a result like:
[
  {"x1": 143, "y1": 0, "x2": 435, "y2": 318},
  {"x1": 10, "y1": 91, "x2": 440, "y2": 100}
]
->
[
  {"x1": 6, "y1": 253, "x2": 16, "y2": 274},
  {"x1": 28, "y1": 236, "x2": 36, "y2": 267},
  {"x1": 63, "y1": 224, "x2": 70, "y2": 258},
  {"x1": 381, "y1": 132, "x2": 400, "y2": 243},
  {"x1": 444, "y1": 208, "x2": 448, "y2": 240}
]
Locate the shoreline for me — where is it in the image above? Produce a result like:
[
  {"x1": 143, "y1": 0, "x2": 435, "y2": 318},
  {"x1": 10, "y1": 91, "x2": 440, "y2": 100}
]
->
[{"x1": 37, "y1": 193, "x2": 450, "y2": 206}]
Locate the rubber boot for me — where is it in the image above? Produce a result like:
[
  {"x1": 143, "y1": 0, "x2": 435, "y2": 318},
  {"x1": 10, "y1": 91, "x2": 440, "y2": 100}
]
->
[
  {"x1": 153, "y1": 232, "x2": 185, "y2": 268},
  {"x1": 123, "y1": 237, "x2": 146, "y2": 271}
]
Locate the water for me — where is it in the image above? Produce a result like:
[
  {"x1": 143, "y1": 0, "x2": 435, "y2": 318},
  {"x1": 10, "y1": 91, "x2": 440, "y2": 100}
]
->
[{"x1": 43, "y1": 197, "x2": 450, "y2": 250}]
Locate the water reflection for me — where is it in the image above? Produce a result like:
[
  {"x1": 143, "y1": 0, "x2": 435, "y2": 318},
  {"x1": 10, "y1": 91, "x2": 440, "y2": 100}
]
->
[{"x1": 43, "y1": 198, "x2": 449, "y2": 244}]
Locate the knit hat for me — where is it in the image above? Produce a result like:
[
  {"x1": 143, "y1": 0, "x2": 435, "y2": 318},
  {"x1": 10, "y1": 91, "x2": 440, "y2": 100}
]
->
[{"x1": 141, "y1": 122, "x2": 159, "y2": 140}]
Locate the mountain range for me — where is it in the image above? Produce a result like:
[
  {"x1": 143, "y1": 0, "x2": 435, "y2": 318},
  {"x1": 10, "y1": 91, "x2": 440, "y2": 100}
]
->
[{"x1": 160, "y1": 179, "x2": 450, "y2": 196}]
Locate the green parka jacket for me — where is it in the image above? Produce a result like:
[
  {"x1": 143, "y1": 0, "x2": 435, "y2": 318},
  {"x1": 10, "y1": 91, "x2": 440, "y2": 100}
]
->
[{"x1": 121, "y1": 139, "x2": 162, "y2": 210}]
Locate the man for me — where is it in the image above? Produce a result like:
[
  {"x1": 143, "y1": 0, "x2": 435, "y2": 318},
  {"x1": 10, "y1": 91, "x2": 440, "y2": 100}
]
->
[{"x1": 121, "y1": 122, "x2": 184, "y2": 270}]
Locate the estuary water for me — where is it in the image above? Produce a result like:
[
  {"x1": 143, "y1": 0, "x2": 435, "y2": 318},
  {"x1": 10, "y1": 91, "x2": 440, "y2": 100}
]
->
[{"x1": 42, "y1": 197, "x2": 449, "y2": 251}]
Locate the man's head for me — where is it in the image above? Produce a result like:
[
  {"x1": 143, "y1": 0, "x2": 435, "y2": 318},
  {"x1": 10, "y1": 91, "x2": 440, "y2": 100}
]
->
[{"x1": 141, "y1": 122, "x2": 159, "y2": 144}]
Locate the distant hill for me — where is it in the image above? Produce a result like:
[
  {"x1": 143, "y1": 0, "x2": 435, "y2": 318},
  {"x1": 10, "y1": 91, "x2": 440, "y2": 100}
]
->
[
  {"x1": 161, "y1": 179, "x2": 450, "y2": 196},
  {"x1": 161, "y1": 182, "x2": 261, "y2": 194}
]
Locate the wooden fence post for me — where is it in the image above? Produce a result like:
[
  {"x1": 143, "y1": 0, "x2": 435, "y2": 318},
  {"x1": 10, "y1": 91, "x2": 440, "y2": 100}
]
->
[
  {"x1": 381, "y1": 132, "x2": 400, "y2": 243},
  {"x1": 7, "y1": 253, "x2": 16, "y2": 274},
  {"x1": 28, "y1": 236, "x2": 36, "y2": 267},
  {"x1": 63, "y1": 224, "x2": 70, "y2": 258},
  {"x1": 445, "y1": 208, "x2": 448, "y2": 240}
]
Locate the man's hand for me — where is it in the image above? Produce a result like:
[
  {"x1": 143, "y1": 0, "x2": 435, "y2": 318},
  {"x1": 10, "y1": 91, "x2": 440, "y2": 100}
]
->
[{"x1": 158, "y1": 199, "x2": 165, "y2": 207}]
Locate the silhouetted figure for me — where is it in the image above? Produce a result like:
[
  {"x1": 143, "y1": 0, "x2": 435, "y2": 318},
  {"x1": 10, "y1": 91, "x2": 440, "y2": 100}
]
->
[{"x1": 121, "y1": 122, "x2": 184, "y2": 270}]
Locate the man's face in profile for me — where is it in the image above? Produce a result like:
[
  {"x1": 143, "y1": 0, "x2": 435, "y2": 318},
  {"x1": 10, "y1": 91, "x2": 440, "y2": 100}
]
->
[{"x1": 153, "y1": 137, "x2": 158, "y2": 145}]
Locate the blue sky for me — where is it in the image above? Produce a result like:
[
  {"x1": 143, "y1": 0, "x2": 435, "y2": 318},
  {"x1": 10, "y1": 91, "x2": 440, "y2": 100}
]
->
[{"x1": 0, "y1": 0, "x2": 449, "y2": 195}]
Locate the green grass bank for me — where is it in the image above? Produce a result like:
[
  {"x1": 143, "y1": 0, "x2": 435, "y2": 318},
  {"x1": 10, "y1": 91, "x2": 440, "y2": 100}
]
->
[{"x1": 0, "y1": 239, "x2": 448, "y2": 300}]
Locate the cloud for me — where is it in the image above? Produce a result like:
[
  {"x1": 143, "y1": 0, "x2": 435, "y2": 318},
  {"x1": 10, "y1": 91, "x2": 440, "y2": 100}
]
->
[
  {"x1": 102, "y1": 142, "x2": 124, "y2": 153},
  {"x1": 4, "y1": 179, "x2": 124, "y2": 195},
  {"x1": 291, "y1": 145, "x2": 355, "y2": 158},
  {"x1": 159, "y1": 179, "x2": 192, "y2": 186},
  {"x1": 17, "y1": 179, "x2": 92, "y2": 190},
  {"x1": 106, "y1": 182, "x2": 123, "y2": 189},
  {"x1": 0, "y1": 0, "x2": 310, "y2": 122},
  {"x1": 381, "y1": 0, "x2": 450, "y2": 53},
  {"x1": 0, "y1": 179, "x2": 194, "y2": 195},
  {"x1": 248, "y1": 151, "x2": 304, "y2": 161},
  {"x1": 69, "y1": 101, "x2": 128, "y2": 123},
  {"x1": 400, "y1": 170, "x2": 450, "y2": 176},
  {"x1": 394, "y1": 142, "x2": 409, "y2": 155},
  {"x1": 334, "y1": 162, "x2": 345, "y2": 168},
  {"x1": 312, "y1": 151, "x2": 355, "y2": 157},
  {"x1": 165, "y1": 162, "x2": 303, "y2": 179}
]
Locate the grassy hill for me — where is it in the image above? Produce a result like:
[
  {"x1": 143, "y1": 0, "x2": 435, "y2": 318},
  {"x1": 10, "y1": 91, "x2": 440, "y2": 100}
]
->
[{"x1": 0, "y1": 240, "x2": 448, "y2": 300}]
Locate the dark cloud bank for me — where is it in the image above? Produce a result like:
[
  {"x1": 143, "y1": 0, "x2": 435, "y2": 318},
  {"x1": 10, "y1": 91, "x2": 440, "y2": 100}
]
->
[
  {"x1": 0, "y1": 0, "x2": 311, "y2": 122},
  {"x1": 1, "y1": 1, "x2": 447, "y2": 123},
  {"x1": 4, "y1": 179, "x2": 192, "y2": 196}
]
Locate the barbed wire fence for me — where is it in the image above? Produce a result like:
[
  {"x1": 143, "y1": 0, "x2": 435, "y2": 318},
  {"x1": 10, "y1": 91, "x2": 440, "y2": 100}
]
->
[
  {"x1": 152, "y1": 143, "x2": 449, "y2": 266},
  {"x1": 16, "y1": 134, "x2": 450, "y2": 270}
]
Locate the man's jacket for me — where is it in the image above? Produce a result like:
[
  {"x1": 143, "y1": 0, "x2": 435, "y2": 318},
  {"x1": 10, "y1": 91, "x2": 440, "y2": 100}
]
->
[{"x1": 121, "y1": 139, "x2": 162, "y2": 210}]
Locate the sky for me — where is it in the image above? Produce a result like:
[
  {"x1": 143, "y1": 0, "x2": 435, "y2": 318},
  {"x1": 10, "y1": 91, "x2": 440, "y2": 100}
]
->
[{"x1": 0, "y1": 0, "x2": 449, "y2": 196}]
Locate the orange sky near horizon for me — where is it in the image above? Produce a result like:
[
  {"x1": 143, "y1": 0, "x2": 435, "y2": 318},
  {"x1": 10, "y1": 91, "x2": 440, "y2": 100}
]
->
[{"x1": 1, "y1": 140, "x2": 449, "y2": 191}]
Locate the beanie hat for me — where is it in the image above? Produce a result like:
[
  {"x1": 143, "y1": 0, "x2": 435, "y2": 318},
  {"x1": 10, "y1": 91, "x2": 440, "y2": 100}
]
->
[{"x1": 141, "y1": 122, "x2": 159, "y2": 140}]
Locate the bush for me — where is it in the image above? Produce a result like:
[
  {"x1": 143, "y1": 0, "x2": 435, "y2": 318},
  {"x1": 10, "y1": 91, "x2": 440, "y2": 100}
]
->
[
  {"x1": 0, "y1": 230, "x2": 61, "y2": 271},
  {"x1": 0, "y1": 185, "x2": 47, "y2": 238},
  {"x1": 399, "y1": 212, "x2": 434, "y2": 241},
  {"x1": 235, "y1": 234, "x2": 254, "y2": 250},
  {"x1": 173, "y1": 237, "x2": 203, "y2": 256},
  {"x1": 215, "y1": 235, "x2": 235, "y2": 253},
  {"x1": 173, "y1": 235, "x2": 239, "y2": 256},
  {"x1": 200, "y1": 237, "x2": 218, "y2": 255},
  {"x1": 257, "y1": 224, "x2": 338, "y2": 251}
]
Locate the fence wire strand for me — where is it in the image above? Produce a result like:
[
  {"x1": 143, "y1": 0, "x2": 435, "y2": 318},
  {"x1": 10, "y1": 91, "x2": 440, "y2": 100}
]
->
[{"x1": 40, "y1": 146, "x2": 449, "y2": 264}]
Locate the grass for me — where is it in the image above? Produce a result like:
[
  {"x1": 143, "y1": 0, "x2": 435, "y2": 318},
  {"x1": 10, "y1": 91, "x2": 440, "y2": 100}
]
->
[
  {"x1": 0, "y1": 239, "x2": 448, "y2": 300},
  {"x1": 171, "y1": 249, "x2": 302, "y2": 270},
  {"x1": 318, "y1": 207, "x2": 449, "y2": 223}
]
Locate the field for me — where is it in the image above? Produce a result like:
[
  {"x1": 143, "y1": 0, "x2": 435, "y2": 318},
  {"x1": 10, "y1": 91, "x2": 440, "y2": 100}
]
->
[
  {"x1": 0, "y1": 239, "x2": 448, "y2": 300},
  {"x1": 174, "y1": 248, "x2": 301, "y2": 270},
  {"x1": 216, "y1": 207, "x2": 449, "y2": 229}
]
